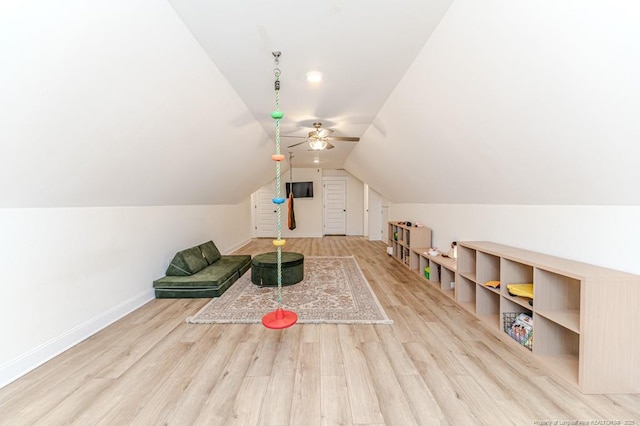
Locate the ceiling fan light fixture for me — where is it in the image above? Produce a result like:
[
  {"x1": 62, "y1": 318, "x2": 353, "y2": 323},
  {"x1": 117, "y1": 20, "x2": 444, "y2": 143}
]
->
[
  {"x1": 306, "y1": 71, "x2": 323, "y2": 83},
  {"x1": 308, "y1": 139, "x2": 328, "y2": 150}
]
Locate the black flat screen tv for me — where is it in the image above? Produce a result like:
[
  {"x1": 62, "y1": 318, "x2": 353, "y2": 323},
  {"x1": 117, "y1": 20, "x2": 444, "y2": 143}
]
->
[{"x1": 286, "y1": 181, "x2": 314, "y2": 198}]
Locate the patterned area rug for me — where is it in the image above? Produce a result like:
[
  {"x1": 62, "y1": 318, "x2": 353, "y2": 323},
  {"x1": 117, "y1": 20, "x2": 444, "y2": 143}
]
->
[{"x1": 187, "y1": 256, "x2": 392, "y2": 324}]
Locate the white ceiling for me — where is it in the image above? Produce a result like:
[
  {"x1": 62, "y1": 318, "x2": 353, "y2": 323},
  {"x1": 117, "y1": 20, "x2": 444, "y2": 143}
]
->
[
  {"x1": 3, "y1": 1, "x2": 640, "y2": 208},
  {"x1": 167, "y1": 0, "x2": 454, "y2": 169}
]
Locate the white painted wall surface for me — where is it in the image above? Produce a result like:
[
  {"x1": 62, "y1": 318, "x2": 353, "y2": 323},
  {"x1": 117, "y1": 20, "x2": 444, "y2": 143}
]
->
[
  {"x1": 346, "y1": 0, "x2": 640, "y2": 205},
  {"x1": 280, "y1": 169, "x2": 324, "y2": 238},
  {"x1": 255, "y1": 169, "x2": 365, "y2": 238},
  {"x1": 0, "y1": 0, "x2": 274, "y2": 208},
  {"x1": 0, "y1": 201, "x2": 251, "y2": 387},
  {"x1": 367, "y1": 189, "x2": 383, "y2": 241},
  {"x1": 390, "y1": 203, "x2": 640, "y2": 275}
]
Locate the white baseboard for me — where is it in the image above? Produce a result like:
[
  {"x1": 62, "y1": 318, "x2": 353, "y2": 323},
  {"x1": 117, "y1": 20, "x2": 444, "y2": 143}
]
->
[
  {"x1": 0, "y1": 289, "x2": 155, "y2": 389},
  {"x1": 225, "y1": 238, "x2": 251, "y2": 254}
]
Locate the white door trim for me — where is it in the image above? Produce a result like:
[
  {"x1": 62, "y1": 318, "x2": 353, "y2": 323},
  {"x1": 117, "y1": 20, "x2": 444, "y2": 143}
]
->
[{"x1": 323, "y1": 177, "x2": 347, "y2": 236}]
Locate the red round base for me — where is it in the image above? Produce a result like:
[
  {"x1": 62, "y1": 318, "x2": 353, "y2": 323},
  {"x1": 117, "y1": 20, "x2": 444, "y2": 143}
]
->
[{"x1": 262, "y1": 308, "x2": 298, "y2": 329}]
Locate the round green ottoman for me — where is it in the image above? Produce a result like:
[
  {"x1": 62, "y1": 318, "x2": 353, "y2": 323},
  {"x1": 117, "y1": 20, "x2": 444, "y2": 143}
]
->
[{"x1": 251, "y1": 252, "x2": 304, "y2": 286}]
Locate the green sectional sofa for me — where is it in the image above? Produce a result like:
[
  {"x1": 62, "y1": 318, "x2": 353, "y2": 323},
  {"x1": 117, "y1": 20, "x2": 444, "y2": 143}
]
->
[{"x1": 153, "y1": 241, "x2": 251, "y2": 298}]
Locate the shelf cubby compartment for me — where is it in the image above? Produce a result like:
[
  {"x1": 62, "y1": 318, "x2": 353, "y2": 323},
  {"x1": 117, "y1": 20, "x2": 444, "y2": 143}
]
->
[
  {"x1": 534, "y1": 268, "x2": 581, "y2": 333},
  {"x1": 534, "y1": 314, "x2": 579, "y2": 385},
  {"x1": 500, "y1": 258, "x2": 534, "y2": 309},
  {"x1": 431, "y1": 259, "x2": 456, "y2": 293},
  {"x1": 500, "y1": 297, "x2": 533, "y2": 332},
  {"x1": 387, "y1": 222, "x2": 432, "y2": 271},
  {"x1": 456, "y1": 274, "x2": 476, "y2": 314},
  {"x1": 453, "y1": 241, "x2": 640, "y2": 393},
  {"x1": 403, "y1": 247, "x2": 411, "y2": 267},
  {"x1": 477, "y1": 251, "x2": 500, "y2": 287},
  {"x1": 457, "y1": 245, "x2": 477, "y2": 283},
  {"x1": 476, "y1": 285, "x2": 500, "y2": 328},
  {"x1": 410, "y1": 249, "x2": 422, "y2": 275}
]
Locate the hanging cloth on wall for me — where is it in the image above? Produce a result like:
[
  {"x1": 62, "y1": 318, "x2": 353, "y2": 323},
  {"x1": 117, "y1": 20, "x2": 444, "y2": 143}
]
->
[
  {"x1": 288, "y1": 192, "x2": 296, "y2": 230},
  {"x1": 287, "y1": 152, "x2": 296, "y2": 230}
]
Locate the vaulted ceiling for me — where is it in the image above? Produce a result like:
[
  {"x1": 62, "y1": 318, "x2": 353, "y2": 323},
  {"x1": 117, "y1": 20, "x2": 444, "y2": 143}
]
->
[{"x1": 2, "y1": 1, "x2": 639, "y2": 207}]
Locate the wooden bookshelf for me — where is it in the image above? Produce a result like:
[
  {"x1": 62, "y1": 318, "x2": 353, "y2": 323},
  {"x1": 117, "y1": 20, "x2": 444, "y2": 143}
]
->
[
  {"x1": 456, "y1": 241, "x2": 640, "y2": 394},
  {"x1": 387, "y1": 222, "x2": 431, "y2": 270}
]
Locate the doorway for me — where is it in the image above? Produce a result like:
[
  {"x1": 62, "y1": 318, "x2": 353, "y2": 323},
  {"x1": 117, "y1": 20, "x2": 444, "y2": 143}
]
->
[
  {"x1": 254, "y1": 183, "x2": 277, "y2": 238},
  {"x1": 323, "y1": 178, "x2": 347, "y2": 235}
]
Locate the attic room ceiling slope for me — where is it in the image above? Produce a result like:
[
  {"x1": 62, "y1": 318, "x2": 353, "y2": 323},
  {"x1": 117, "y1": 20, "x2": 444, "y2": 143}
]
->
[
  {"x1": 1, "y1": 1, "x2": 274, "y2": 208},
  {"x1": 167, "y1": 0, "x2": 455, "y2": 169},
  {"x1": 345, "y1": 0, "x2": 640, "y2": 205}
]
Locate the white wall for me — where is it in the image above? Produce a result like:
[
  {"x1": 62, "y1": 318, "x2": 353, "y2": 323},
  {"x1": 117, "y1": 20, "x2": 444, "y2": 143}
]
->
[
  {"x1": 0, "y1": 0, "x2": 274, "y2": 208},
  {"x1": 281, "y1": 168, "x2": 324, "y2": 238},
  {"x1": 367, "y1": 188, "x2": 383, "y2": 241},
  {"x1": 346, "y1": 0, "x2": 640, "y2": 205},
  {"x1": 0, "y1": 200, "x2": 251, "y2": 388},
  {"x1": 390, "y1": 203, "x2": 640, "y2": 275},
  {"x1": 254, "y1": 168, "x2": 365, "y2": 238}
]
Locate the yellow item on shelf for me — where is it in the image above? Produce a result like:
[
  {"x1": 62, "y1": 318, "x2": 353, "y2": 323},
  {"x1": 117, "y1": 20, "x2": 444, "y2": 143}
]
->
[
  {"x1": 484, "y1": 280, "x2": 500, "y2": 288},
  {"x1": 507, "y1": 283, "x2": 534, "y2": 298}
]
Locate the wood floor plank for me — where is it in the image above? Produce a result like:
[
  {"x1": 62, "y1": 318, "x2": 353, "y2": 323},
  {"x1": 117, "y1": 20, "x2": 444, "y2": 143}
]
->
[
  {"x1": 404, "y1": 341, "x2": 481, "y2": 425},
  {"x1": 227, "y1": 376, "x2": 269, "y2": 426},
  {"x1": 374, "y1": 325, "x2": 419, "y2": 376},
  {"x1": 129, "y1": 377, "x2": 191, "y2": 426},
  {"x1": 290, "y1": 342, "x2": 321, "y2": 426},
  {"x1": 192, "y1": 341, "x2": 260, "y2": 425},
  {"x1": 396, "y1": 374, "x2": 445, "y2": 425},
  {"x1": 338, "y1": 326, "x2": 384, "y2": 424},
  {"x1": 319, "y1": 324, "x2": 344, "y2": 377},
  {"x1": 257, "y1": 325, "x2": 301, "y2": 426},
  {"x1": 1, "y1": 237, "x2": 639, "y2": 425},
  {"x1": 163, "y1": 324, "x2": 248, "y2": 425},
  {"x1": 360, "y1": 341, "x2": 418, "y2": 426},
  {"x1": 320, "y1": 375, "x2": 353, "y2": 426}
]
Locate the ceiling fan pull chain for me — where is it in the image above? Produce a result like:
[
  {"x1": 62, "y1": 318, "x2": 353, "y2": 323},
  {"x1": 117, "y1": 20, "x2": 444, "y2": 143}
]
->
[{"x1": 273, "y1": 51, "x2": 281, "y2": 90}]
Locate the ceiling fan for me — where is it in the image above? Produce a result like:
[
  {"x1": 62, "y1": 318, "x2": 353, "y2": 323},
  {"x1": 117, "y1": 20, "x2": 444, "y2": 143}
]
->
[{"x1": 283, "y1": 122, "x2": 360, "y2": 151}]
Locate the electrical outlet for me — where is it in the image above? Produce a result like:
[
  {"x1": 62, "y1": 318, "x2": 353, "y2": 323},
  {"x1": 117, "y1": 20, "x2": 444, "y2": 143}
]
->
[{"x1": 450, "y1": 281, "x2": 455, "y2": 289}]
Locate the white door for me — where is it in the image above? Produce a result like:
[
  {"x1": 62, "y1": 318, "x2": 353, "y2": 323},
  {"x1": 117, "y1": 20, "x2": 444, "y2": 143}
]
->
[
  {"x1": 255, "y1": 184, "x2": 277, "y2": 238},
  {"x1": 381, "y1": 202, "x2": 389, "y2": 241},
  {"x1": 324, "y1": 179, "x2": 347, "y2": 235}
]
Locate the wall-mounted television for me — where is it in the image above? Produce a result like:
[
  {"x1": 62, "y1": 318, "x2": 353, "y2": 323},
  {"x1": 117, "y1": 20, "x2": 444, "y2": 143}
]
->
[{"x1": 286, "y1": 181, "x2": 314, "y2": 198}]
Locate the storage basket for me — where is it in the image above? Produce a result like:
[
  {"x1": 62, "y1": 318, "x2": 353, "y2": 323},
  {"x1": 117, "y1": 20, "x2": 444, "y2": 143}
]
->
[{"x1": 503, "y1": 312, "x2": 533, "y2": 351}]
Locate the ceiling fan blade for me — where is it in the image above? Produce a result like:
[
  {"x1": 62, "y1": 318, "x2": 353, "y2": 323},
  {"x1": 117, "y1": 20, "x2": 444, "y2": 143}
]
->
[
  {"x1": 308, "y1": 129, "x2": 333, "y2": 138},
  {"x1": 281, "y1": 135, "x2": 307, "y2": 138},
  {"x1": 287, "y1": 140, "x2": 309, "y2": 148},
  {"x1": 326, "y1": 142, "x2": 335, "y2": 150},
  {"x1": 328, "y1": 136, "x2": 360, "y2": 142}
]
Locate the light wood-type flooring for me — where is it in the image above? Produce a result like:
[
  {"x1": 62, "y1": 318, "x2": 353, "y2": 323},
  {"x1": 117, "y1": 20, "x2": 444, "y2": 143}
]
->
[{"x1": 1, "y1": 237, "x2": 639, "y2": 425}]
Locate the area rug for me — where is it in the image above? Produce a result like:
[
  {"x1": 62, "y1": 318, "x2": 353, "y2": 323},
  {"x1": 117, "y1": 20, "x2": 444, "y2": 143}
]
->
[{"x1": 186, "y1": 256, "x2": 393, "y2": 325}]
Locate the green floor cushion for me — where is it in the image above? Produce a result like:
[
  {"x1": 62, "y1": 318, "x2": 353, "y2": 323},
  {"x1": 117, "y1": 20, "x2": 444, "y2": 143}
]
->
[
  {"x1": 199, "y1": 241, "x2": 222, "y2": 265},
  {"x1": 165, "y1": 246, "x2": 208, "y2": 276},
  {"x1": 154, "y1": 255, "x2": 251, "y2": 289},
  {"x1": 251, "y1": 252, "x2": 304, "y2": 286}
]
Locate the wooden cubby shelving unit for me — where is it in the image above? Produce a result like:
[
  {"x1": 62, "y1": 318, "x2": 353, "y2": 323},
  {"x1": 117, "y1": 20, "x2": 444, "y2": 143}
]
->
[
  {"x1": 455, "y1": 241, "x2": 640, "y2": 394},
  {"x1": 410, "y1": 248, "x2": 457, "y2": 300},
  {"x1": 387, "y1": 222, "x2": 431, "y2": 270}
]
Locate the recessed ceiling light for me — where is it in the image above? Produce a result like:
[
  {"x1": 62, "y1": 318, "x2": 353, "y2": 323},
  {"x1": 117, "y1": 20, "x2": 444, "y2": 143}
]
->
[
  {"x1": 306, "y1": 71, "x2": 323, "y2": 83},
  {"x1": 313, "y1": 158, "x2": 320, "y2": 163}
]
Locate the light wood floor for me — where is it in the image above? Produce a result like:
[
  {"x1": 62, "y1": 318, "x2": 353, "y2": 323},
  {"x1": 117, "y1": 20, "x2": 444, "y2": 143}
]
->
[{"x1": 1, "y1": 237, "x2": 638, "y2": 425}]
